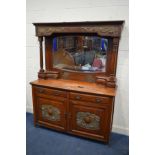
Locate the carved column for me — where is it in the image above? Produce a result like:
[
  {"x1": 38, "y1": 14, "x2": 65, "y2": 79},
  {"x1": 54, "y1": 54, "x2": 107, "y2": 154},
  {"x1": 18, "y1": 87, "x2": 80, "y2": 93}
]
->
[
  {"x1": 38, "y1": 36, "x2": 44, "y2": 72},
  {"x1": 106, "y1": 37, "x2": 120, "y2": 75},
  {"x1": 95, "y1": 37, "x2": 119, "y2": 87},
  {"x1": 112, "y1": 37, "x2": 119, "y2": 75}
]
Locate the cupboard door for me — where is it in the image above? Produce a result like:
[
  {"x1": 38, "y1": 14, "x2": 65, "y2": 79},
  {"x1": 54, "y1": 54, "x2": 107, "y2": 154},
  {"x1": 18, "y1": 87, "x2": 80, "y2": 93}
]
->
[
  {"x1": 37, "y1": 97, "x2": 67, "y2": 131},
  {"x1": 69, "y1": 100, "x2": 112, "y2": 141}
]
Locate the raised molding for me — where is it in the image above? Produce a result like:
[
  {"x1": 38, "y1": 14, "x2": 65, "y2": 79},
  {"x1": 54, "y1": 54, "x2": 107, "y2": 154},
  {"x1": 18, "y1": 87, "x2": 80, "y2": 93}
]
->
[{"x1": 34, "y1": 21, "x2": 124, "y2": 37}]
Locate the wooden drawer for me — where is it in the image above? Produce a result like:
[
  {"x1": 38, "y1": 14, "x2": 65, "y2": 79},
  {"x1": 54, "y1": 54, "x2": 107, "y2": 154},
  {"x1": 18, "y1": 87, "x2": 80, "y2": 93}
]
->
[
  {"x1": 69, "y1": 92, "x2": 111, "y2": 104},
  {"x1": 35, "y1": 86, "x2": 67, "y2": 98}
]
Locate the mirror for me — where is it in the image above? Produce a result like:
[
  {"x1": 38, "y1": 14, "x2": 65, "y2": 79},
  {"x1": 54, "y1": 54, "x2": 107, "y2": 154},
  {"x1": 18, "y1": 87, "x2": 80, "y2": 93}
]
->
[{"x1": 52, "y1": 35, "x2": 108, "y2": 72}]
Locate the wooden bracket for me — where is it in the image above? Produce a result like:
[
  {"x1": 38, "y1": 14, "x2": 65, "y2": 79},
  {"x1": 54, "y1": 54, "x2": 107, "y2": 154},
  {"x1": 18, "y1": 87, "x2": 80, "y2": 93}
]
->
[
  {"x1": 96, "y1": 75, "x2": 117, "y2": 88},
  {"x1": 38, "y1": 71, "x2": 60, "y2": 79}
]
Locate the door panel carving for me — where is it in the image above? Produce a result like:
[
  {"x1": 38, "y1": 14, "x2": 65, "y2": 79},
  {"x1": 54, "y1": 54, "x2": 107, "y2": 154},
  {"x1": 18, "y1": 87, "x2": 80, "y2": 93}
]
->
[
  {"x1": 41, "y1": 104, "x2": 60, "y2": 121},
  {"x1": 76, "y1": 112, "x2": 100, "y2": 130},
  {"x1": 37, "y1": 97, "x2": 67, "y2": 131},
  {"x1": 69, "y1": 101, "x2": 111, "y2": 140}
]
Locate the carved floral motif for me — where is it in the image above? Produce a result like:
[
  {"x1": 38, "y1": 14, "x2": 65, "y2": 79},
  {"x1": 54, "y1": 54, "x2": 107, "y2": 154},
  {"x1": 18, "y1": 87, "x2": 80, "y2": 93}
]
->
[
  {"x1": 41, "y1": 104, "x2": 60, "y2": 121},
  {"x1": 76, "y1": 112, "x2": 100, "y2": 130},
  {"x1": 36, "y1": 25, "x2": 121, "y2": 37}
]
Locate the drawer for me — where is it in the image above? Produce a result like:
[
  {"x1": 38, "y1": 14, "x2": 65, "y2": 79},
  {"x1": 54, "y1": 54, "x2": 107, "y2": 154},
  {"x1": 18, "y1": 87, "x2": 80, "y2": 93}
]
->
[
  {"x1": 35, "y1": 87, "x2": 67, "y2": 98},
  {"x1": 69, "y1": 92, "x2": 111, "y2": 104}
]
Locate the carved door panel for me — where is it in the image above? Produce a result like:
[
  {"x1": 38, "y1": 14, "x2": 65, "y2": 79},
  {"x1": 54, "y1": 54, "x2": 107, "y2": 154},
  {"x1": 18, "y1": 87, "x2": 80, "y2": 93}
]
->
[
  {"x1": 37, "y1": 97, "x2": 67, "y2": 131},
  {"x1": 69, "y1": 100, "x2": 111, "y2": 140}
]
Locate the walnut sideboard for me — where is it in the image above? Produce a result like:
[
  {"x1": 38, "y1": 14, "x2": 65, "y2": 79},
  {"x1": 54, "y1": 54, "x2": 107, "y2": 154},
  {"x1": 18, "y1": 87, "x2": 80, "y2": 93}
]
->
[
  {"x1": 30, "y1": 79, "x2": 116, "y2": 143},
  {"x1": 30, "y1": 21, "x2": 124, "y2": 143}
]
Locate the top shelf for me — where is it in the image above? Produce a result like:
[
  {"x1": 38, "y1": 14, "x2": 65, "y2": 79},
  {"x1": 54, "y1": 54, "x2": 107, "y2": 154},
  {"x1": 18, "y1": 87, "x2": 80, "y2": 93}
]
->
[
  {"x1": 33, "y1": 21, "x2": 125, "y2": 26},
  {"x1": 33, "y1": 21, "x2": 125, "y2": 37}
]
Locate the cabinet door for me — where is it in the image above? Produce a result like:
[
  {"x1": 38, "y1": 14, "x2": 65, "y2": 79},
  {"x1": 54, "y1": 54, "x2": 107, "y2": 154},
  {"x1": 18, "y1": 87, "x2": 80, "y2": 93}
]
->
[
  {"x1": 69, "y1": 100, "x2": 112, "y2": 141},
  {"x1": 37, "y1": 97, "x2": 67, "y2": 131}
]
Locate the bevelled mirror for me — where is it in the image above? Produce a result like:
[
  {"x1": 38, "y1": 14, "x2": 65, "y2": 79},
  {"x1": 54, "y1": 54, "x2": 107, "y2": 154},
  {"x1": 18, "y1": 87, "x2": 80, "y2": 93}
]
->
[{"x1": 52, "y1": 35, "x2": 108, "y2": 73}]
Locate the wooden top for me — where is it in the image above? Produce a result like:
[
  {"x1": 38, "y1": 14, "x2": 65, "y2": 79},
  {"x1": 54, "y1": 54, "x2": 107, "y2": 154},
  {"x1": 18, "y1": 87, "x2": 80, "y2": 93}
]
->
[
  {"x1": 33, "y1": 21, "x2": 124, "y2": 26},
  {"x1": 30, "y1": 79, "x2": 116, "y2": 97}
]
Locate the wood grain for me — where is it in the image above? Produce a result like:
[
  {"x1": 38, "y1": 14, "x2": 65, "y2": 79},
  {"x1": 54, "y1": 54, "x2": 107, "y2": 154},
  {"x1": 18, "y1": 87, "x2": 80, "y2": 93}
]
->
[{"x1": 30, "y1": 79, "x2": 116, "y2": 97}]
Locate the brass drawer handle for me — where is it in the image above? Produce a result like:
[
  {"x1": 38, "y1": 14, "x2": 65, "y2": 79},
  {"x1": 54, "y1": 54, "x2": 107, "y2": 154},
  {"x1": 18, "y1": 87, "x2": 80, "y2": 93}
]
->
[
  {"x1": 38, "y1": 89, "x2": 44, "y2": 93},
  {"x1": 96, "y1": 98, "x2": 101, "y2": 103},
  {"x1": 54, "y1": 93, "x2": 60, "y2": 96},
  {"x1": 75, "y1": 96, "x2": 81, "y2": 100},
  {"x1": 53, "y1": 91, "x2": 60, "y2": 96}
]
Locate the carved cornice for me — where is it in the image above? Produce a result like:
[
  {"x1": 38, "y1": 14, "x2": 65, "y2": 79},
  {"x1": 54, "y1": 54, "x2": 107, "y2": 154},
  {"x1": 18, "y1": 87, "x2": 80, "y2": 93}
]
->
[
  {"x1": 36, "y1": 26, "x2": 121, "y2": 37},
  {"x1": 113, "y1": 38, "x2": 120, "y2": 45},
  {"x1": 34, "y1": 21, "x2": 124, "y2": 37}
]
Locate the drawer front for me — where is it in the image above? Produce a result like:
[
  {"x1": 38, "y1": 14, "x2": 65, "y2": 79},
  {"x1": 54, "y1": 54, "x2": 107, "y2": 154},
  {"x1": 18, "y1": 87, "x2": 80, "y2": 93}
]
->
[
  {"x1": 35, "y1": 86, "x2": 67, "y2": 98},
  {"x1": 70, "y1": 92, "x2": 111, "y2": 104}
]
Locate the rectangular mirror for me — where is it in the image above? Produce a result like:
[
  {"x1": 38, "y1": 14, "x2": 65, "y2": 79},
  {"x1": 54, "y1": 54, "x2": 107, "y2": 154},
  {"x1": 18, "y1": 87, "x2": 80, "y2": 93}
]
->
[{"x1": 52, "y1": 35, "x2": 108, "y2": 73}]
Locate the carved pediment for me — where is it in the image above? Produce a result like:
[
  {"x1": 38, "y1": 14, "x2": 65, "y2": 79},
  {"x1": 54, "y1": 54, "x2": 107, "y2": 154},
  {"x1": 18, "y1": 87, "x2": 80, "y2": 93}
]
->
[{"x1": 34, "y1": 21, "x2": 124, "y2": 37}]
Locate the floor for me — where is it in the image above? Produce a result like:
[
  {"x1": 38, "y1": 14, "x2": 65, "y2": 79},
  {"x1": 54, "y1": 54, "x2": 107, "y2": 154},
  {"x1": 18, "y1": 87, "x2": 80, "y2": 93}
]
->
[{"x1": 26, "y1": 113, "x2": 129, "y2": 155}]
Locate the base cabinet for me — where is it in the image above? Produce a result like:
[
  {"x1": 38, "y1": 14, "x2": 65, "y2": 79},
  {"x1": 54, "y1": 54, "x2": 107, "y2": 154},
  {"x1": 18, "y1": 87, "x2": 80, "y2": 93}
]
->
[{"x1": 32, "y1": 85, "x2": 114, "y2": 143}]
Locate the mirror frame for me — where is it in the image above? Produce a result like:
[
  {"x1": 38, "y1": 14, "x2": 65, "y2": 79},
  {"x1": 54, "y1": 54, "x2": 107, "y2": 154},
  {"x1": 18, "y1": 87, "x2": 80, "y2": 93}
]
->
[{"x1": 33, "y1": 21, "x2": 124, "y2": 82}]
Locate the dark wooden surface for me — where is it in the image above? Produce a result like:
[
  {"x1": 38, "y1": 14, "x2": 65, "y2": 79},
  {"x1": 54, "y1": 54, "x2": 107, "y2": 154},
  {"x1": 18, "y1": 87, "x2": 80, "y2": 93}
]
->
[{"x1": 45, "y1": 37, "x2": 53, "y2": 71}]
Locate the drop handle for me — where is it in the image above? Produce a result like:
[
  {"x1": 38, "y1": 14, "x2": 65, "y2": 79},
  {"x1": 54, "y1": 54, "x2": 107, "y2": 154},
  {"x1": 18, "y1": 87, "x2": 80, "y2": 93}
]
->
[
  {"x1": 38, "y1": 89, "x2": 44, "y2": 93},
  {"x1": 96, "y1": 98, "x2": 101, "y2": 103},
  {"x1": 53, "y1": 92, "x2": 60, "y2": 96},
  {"x1": 75, "y1": 96, "x2": 81, "y2": 100}
]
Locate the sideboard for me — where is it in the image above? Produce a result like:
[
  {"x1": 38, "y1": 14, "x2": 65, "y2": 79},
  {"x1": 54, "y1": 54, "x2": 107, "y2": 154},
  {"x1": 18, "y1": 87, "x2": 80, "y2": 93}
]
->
[{"x1": 30, "y1": 21, "x2": 124, "y2": 143}]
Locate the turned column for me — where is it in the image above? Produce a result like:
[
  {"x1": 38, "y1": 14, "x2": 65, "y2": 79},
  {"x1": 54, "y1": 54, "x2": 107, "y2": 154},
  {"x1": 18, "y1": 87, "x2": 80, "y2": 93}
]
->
[
  {"x1": 106, "y1": 37, "x2": 119, "y2": 75},
  {"x1": 112, "y1": 37, "x2": 119, "y2": 75},
  {"x1": 38, "y1": 36, "x2": 44, "y2": 72}
]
